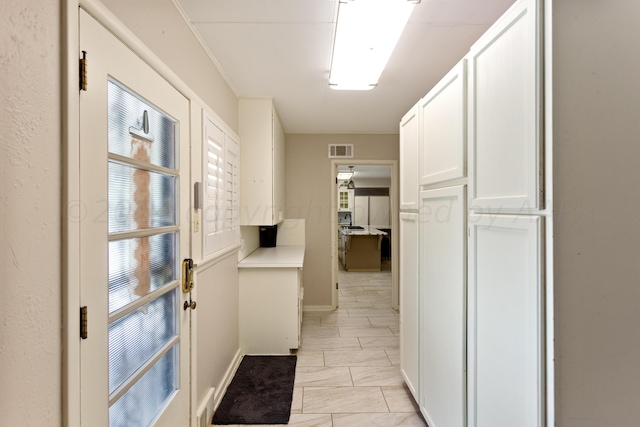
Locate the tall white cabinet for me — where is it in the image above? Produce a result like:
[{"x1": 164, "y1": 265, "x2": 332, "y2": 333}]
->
[
  {"x1": 467, "y1": 0, "x2": 544, "y2": 425},
  {"x1": 400, "y1": 58, "x2": 467, "y2": 427},
  {"x1": 399, "y1": 0, "x2": 547, "y2": 426},
  {"x1": 399, "y1": 105, "x2": 421, "y2": 402}
]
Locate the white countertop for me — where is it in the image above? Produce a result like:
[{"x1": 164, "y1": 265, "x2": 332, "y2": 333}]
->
[{"x1": 238, "y1": 245, "x2": 305, "y2": 268}]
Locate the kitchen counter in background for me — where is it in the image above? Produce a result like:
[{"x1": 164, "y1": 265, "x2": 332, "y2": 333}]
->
[
  {"x1": 339, "y1": 225, "x2": 388, "y2": 236},
  {"x1": 338, "y1": 226, "x2": 387, "y2": 271}
]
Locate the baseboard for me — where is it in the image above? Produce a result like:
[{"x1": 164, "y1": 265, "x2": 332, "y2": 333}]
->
[
  {"x1": 196, "y1": 387, "x2": 215, "y2": 427},
  {"x1": 303, "y1": 305, "x2": 334, "y2": 312},
  {"x1": 213, "y1": 348, "x2": 243, "y2": 412}
]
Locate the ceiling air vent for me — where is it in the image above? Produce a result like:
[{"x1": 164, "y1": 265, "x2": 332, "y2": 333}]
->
[{"x1": 328, "y1": 144, "x2": 354, "y2": 158}]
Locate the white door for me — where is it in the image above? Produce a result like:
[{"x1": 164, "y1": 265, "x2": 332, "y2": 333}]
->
[
  {"x1": 79, "y1": 9, "x2": 191, "y2": 426},
  {"x1": 420, "y1": 185, "x2": 466, "y2": 427},
  {"x1": 467, "y1": 214, "x2": 544, "y2": 427}
]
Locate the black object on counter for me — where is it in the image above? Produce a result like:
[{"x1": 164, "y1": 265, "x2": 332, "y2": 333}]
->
[{"x1": 259, "y1": 224, "x2": 278, "y2": 247}]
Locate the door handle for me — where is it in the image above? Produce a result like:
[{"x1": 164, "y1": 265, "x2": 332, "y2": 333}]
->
[{"x1": 181, "y1": 258, "x2": 194, "y2": 293}]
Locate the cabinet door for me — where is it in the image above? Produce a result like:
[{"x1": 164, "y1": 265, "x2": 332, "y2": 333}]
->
[
  {"x1": 239, "y1": 98, "x2": 284, "y2": 226},
  {"x1": 419, "y1": 59, "x2": 466, "y2": 186},
  {"x1": 400, "y1": 105, "x2": 419, "y2": 210},
  {"x1": 468, "y1": 0, "x2": 542, "y2": 213},
  {"x1": 467, "y1": 214, "x2": 544, "y2": 427},
  {"x1": 338, "y1": 188, "x2": 354, "y2": 212},
  {"x1": 338, "y1": 189, "x2": 349, "y2": 211},
  {"x1": 399, "y1": 212, "x2": 419, "y2": 400},
  {"x1": 239, "y1": 268, "x2": 300, "y2": 354},
  {"x1": 419, "y1": 186, "x2": 466, "y2": 427}
]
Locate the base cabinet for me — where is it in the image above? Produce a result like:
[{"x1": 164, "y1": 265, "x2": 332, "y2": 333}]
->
[
  {"x1": 239, "y1": 267, "x2": 303, "y2": 355},
  {"x1": 238, "y1": 245, "x2": 304, "y2": 355}
]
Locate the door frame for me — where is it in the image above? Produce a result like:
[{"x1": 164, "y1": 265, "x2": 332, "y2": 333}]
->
[
  {"x1": 330, "y1": 159, "x2": 399, "y2": 310},
  {"x1": 63, "y1": 1, "x2": 202, "y2": 425}
]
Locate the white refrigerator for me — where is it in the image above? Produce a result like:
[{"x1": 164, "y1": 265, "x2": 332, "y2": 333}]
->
[{"x1": 354, "y1": 195, "x2": 389, "y2": 228}]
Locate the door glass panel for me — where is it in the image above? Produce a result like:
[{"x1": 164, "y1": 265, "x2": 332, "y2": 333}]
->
[
  {"x1": 109, "y1": 345, "x2": 178, "y2": 427},
  {"x1": 109, "y1": 232, "x2": 176, "y2": 313},
  {"x1": 108, "y1": 80, "x2": 176, "y2": 170},
  {"x1": 107, "y1": 79, "x2": 180, "y2": 426},
  {"x1": 108, "y1": 162, "x2": 176, "y2": 234},
  {"x1": 108, "y1": 289, "x2": 177, "y2": 394}
]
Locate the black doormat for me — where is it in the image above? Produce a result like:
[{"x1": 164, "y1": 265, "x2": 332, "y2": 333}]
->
[{"x1": 212, "y1": 355, "x2": 297, "y2": 425}]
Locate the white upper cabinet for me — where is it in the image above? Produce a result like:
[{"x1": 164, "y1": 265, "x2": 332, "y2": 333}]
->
[
  {"x1": 419, "y1": 59, "x2": 467, "y2": 186},
  {"x1": 239, "y1": 98, "x2": 285, "y2": 226},
  {"x1": 338, "y1": 187, "x2": 354, "y2": 212},
  {"x1": 400, "y1": 104, "x2": 419, "y2": 210},
  {"x1": 468, "y1": 0, "x2": 542, "y2": 213}
]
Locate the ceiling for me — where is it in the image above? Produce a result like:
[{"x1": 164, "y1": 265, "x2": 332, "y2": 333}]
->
[{"x1": 174, "y1": 0, "x2": 516, "y2": 134}]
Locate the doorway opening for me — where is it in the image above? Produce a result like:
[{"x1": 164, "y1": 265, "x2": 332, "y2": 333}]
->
[{"x1": 331, "y1": 160, "x2": 399, "y2": 311}]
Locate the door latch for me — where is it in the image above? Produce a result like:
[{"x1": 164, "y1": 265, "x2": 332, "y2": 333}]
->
[{"x1": 181, "y1": 258, "x2": 194, "y2": 293}]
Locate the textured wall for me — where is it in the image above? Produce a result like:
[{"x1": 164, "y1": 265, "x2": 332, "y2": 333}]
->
[
  {"x1": 285, "y1": 134, "x2": 399, "y2": 306},
  {"x1": 0, "y1": 0, "x2": 61, "y2": 424},
  {"x1": 553, "y1": 0, "x2": 640, "y2": 425}
]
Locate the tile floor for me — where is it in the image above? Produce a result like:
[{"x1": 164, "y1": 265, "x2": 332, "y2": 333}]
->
[{"x1": 215, "y1": 263, "x2": 428, "y2": 426}]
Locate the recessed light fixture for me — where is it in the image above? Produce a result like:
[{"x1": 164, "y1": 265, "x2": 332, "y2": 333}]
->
[{"x1": 329, "y1": 0, "x2": 418, "y2": 91}]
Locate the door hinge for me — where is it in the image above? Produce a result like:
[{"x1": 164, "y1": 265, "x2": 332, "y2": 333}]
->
[
  {"x1": 79, "y1": 51, "x2": 88, "y2": 91},
  {"x1": 80, "y1": 306, "x2": 88, "y2": 339}
]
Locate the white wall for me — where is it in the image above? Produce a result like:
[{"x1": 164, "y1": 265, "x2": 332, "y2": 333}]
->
[
  {"x1": 195, "y1": 254, "x2": 239, "y2": 407},
  {"x1": 553, "y1": 1, "x2": 640, "y2": 425},
  {"x1": 0, "y1": 0, "x2": 61, "y2": 424}
]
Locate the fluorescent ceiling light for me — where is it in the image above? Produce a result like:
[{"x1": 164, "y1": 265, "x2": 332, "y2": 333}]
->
[
  {"x1": 337, "y1": 172, "x2": 354, "y2": 180},
  {"x1": 329, "y1": 0, "x2": 418, "y2": 90}
]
